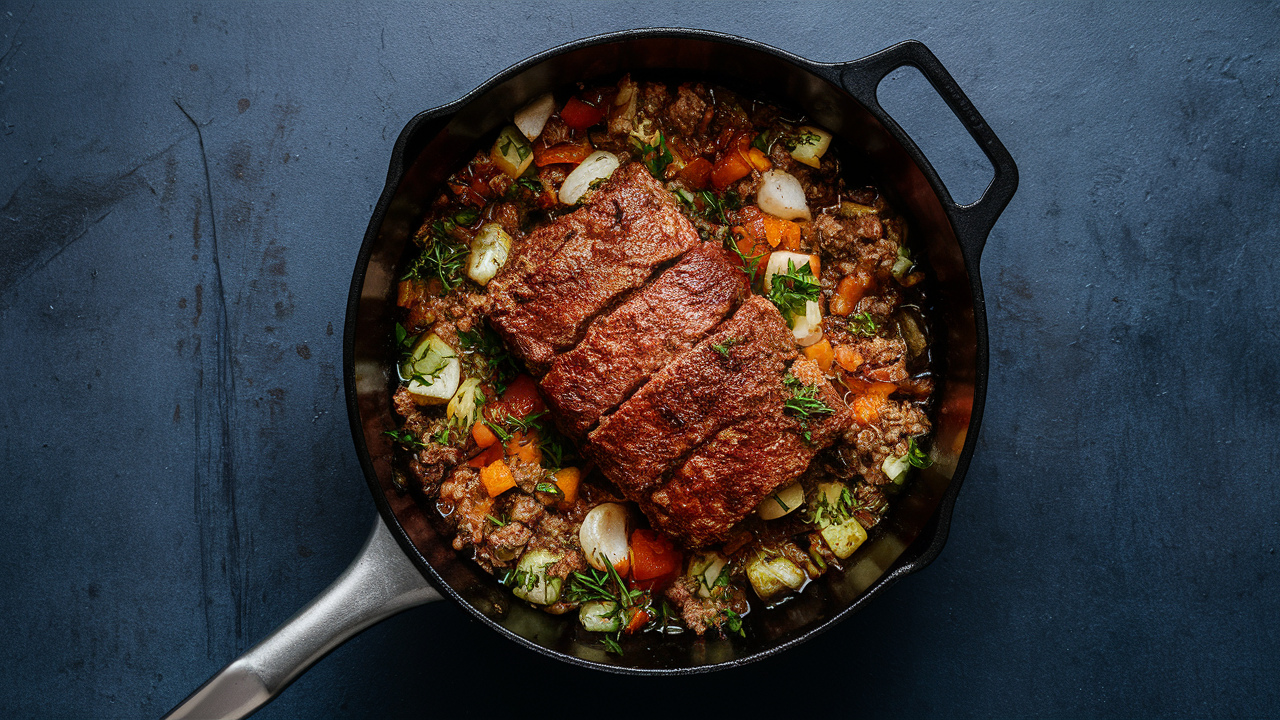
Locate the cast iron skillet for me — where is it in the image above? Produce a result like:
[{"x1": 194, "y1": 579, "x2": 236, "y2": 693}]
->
[{"x1": 166, "y1": 29, "x2": 1016, "y2": 719}]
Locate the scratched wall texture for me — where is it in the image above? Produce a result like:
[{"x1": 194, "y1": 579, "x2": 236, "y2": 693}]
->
[{"x1": 0, "y1": 2, "x2": 1276, "y2": 717}]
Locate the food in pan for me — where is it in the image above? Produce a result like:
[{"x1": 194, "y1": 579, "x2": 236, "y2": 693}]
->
[{"x1": 386, "y1": 76, "x2": 935, "y2": 650}]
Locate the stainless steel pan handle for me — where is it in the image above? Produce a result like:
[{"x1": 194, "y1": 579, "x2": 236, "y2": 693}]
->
[
  {"x1": 834, "y1": 39, "x2": 1019, "y2": 260},
  {"x1": 163, "y1": 516, "x2": 442, "y2": 720}
]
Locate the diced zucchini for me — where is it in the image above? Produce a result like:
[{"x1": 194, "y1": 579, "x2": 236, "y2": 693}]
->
[
  {"x1": 757, "y1": 481, "x2": 804, "y2": 520},
  {"x1": 467, "y1": 223, "x2": 512, "y2": 286},
  {"x1": 579, "y1": 601, "x2": 622, "y2": 632},
  {"x1": 491, "y1": 125, "x2": 534, "y2": 178},
  {"x1": 400, "y1": 333, "x2": 460, "y2": 405},
  {"x1": 881, "y1": 453, "x2": 910, "y2": 484},
  {"x1": 745, "y1": 552, "x2": 805, "y2": 601},
  {"x1": 891, "y1": 245, "x2": 913, "y2": 280},
  {"x1": 820, "y1": 517, "x2": 868, "y2": 560},
  {"x1": 788, "y1": 126, "x2": 832, "y2": 169},
  {"x1": 511, "y1": 549, "x2": 563, "y2": 606},
  {"x1": 688, "y1": 551, "x2": 729, "y2": 599}
]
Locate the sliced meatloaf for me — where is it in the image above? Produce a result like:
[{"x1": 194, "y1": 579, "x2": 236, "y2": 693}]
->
[
  {"x1": 540, "y1": 244, "x2": 750, "y2": 439},
  {"x1": 643, "y1": 358, "x2": 850, "y2": 547},
  {"x1": 585, "y1": 295, "x2": 798, "y2": 497},
  {"x1": 486, "y1": 162, "x2": 701, "y2": 373}
]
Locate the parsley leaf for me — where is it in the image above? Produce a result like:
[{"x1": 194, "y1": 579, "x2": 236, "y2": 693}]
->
[
  {"x1": 907, "y1": 437, "x2": 933, "y2": 469},
  {"x1": 848, "y1": 312, "x2": 878, "y2": 337},
  {"x1": 383, "y1": 429, "x2": 423, "y2": 449},
  {"x1": 711, "y1": 336, "x2": 741, "y2": 357},
  {"x1": 783, "y1": 372, "x2": 835, "y2": 443},
  {"x1": 402, "y1": 221, "x2": 469, "y2": 294},
  {"x1": 632, "y1": 131, "x2": 674, "y2": 178},
  {"x1": 767, "y1": 259, "x2": 820, "y2": 324}
]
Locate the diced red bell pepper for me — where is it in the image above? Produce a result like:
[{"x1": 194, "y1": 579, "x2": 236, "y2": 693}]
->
[
  {"x1": 535, "y1": 139, "x2": 593, "y2": 167},
  {"x1": 560, "y1": 95, "x2": 608, "y2": 132}
]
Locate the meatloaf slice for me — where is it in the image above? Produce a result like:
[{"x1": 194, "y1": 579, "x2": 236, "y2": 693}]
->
[
  {"x1": 540, "y1": 245, "x2": 751, "y2": 439},
  {"x1": 642, "y1": 358, "x2": 851, "y2": 547},
  {"x1": 585, "y1": 295, "x2": 798, "y2": 497},
  {"x1": 486, "y1": 162, "x2": 701, "y2": 373}
]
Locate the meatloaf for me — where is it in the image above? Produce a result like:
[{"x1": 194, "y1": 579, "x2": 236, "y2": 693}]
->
[
  {"x1": 643, "y1": 358, "x2": 851, "y2": 547},
  {"x1": 486, "y1": 162, "x2": 701, "y2": 373},
  {"x1": 539, "y1": 244, "x2": 751, "y2": 440},
  {"x1": 583, "y1": 295, "x2": 800, "y2": 497}
]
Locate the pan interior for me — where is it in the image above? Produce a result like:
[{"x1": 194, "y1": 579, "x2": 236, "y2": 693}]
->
[{"x1": 347, "y1": 33, "x2": 980, "y2": 672}]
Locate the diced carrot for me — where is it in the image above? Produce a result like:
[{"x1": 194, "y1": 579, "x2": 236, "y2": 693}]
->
[
  {"x1": 834, "y1": 345, "x2": 864, "y2": 373},
  {"x1": 624, "y1": 607, "x2": 651, "y2": 634},
  {"x1": 534, "y1": 139, "x2": 593, "y2": 167},
  {"x1": 804, "y1": 338, "x2": 834, "y2": 374},
  {"x1": 677, "y1": 157, "x2": 713, "y2": 189},
  {"x1": 759, "y1": 215, "x2": 801, "y2": 250},
  {"x1": 479, "y1": 459, "x2": 516, "y2": 497},
  {"x1": 468, "y1": 443, "x2": 503, "y2": 469},
  {"x1": 710, "y1": 132, "x2": 756, "y2": 191},
  {"x1": 848, "y1": 381, "x2": 897, "y2": 425},
  {"x1": 506, "y1": 430, "x2": 543, "y2": 467},
  {"x1": 552, "y1": 467, "x2": 581, "y2": 505},
  {"x1": 472, "y1": 421, "x2": 499, "y2": 449},
  {"x1": 746, "y1": 147, "x2": 772, "y2": 172}
]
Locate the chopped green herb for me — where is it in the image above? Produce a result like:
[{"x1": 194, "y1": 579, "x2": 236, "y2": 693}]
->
[
  {"x1": 807, "y1": 486, "x2": 862, "y2": 527},
  {"x1": 601, "y1": 633, "x2": 624, "y2": 656},
  {"x1": 534, "y1": 481, "x2": 562, "y2": 496},
  {"x1": 698, "y1": 189, "x2": 740, "y2": 225},
  {"x1": 783, "y1": 372, "x2": 835, "y2": 443},
  {"x1": 632, "y1": 131, "x2": 674, "y2": 178},
  {"x1": 514, "y1": 176, "x2": 543, "y2": 193},
  {"x1": 719, "y1": 608, "x2": 746, "y2": 638},
  {"x1": 770, "y1": 491, "x2": 790, "y2": 512},
  {"x1": 457, "y1": 325, "x2": 519, "y2": 395},
  {"x1": 907, "y1": 437, "x2": 933, "y2": 469},
  {"x1": 711, "y1": 336, "x2": 741, "y2": 357},
  {"x1": 382, "y1": 429, "x2": 423, "y2": 449},
  {"x1": 751, "y1": 129, "x2": 777, "y2": 154},
  {"x1": 453, "y1": 207, "x2": 480, "y2": 226},
  {"x1": 726, "y1": 236, "x2": 766, "y2": 280},
  {"x1": 431, "y1": 427, "x2": 451, "y2": 446},
  {"x1": 482, "y1": 419, "x2": 512, "y2": 444},
  {"x1": 783, "y1": 130, "x2": 823, "y2": 150},
  {"x1": 767, "y1": 259, "x2": 820, "y2": 323},
  {"x1": 402, "y1": 223, "x2": 469, "y2": 294},
  {"x1": 394, "y1": 322, "x2": 416, "y2": 355},
  {"x1": 486, "y1": 513, "x2": 508, "y2": 527},
  {"x1": 848, "y1": 312, "x2": 879, "y2": 337}
]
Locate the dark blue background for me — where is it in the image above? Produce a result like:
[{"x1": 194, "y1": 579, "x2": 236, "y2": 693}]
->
[{"x1": 2, "y1": 2, "x2": 1276, "y2": 717}]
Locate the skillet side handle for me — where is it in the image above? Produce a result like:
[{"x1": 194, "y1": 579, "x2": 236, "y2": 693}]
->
[
  {"x1": 835, "y1": 40, "x2": 1019, "y2": 258},
  {"x1": 163, "y1": 516, "x2": 442, "y2": 720}
]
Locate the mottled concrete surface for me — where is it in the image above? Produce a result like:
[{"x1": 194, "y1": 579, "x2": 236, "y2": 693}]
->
[{"x1": 0, "y1": 2, "x2": 1276, "y2": 717}]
